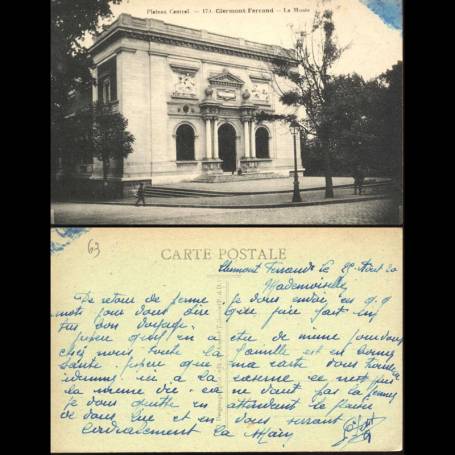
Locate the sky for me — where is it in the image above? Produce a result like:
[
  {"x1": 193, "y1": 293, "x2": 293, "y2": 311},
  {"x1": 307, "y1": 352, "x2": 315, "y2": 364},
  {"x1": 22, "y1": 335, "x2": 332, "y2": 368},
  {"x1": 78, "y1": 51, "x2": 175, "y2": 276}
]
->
[{"x1": 88, "y1": 0, "x2": 402, "y2": 80}]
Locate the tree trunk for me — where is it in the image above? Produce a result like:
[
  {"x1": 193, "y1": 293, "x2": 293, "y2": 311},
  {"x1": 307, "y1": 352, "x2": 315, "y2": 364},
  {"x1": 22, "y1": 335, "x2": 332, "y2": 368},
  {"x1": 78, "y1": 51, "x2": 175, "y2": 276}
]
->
[
  {"x1": 102, "y1": 157, "x2": 109, "y2": 200},
  {"x1": 322, "y1": 140, "x2": 334, "y2": 198},
  {"x1": 51, "y1": 148, "x2": 61, "y2": 200}
]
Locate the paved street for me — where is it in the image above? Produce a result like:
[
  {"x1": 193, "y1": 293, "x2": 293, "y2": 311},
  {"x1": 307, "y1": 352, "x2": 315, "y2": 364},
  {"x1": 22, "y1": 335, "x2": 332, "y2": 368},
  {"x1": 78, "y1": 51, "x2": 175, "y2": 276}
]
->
[
  {"x1": 51, "y1": 177, "x2": 400, "y2": 225},
  {"x1": 52, "y1": 197, "x2": 399, "y2": 225}
]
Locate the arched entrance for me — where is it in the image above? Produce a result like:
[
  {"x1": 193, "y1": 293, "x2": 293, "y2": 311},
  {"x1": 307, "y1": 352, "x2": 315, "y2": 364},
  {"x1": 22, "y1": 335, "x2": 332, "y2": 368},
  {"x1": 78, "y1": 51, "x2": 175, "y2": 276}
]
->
[
  {"x1": 218, "y1": 124, "x2": 236, "y2": 172},
  {"x1": 255, "y1": 127, "x2": 270, "y2": 158}
]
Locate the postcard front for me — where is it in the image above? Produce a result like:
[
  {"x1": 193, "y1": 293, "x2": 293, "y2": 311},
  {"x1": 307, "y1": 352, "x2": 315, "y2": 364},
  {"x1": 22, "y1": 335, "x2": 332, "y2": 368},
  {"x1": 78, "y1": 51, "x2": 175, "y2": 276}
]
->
[{"x1": 51, "y1": 0, "x2": 402, "y2": 225}]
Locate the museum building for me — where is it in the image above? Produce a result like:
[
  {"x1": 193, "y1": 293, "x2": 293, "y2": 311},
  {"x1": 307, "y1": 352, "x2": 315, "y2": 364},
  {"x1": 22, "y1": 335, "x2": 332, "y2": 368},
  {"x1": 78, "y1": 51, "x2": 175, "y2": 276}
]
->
[{"x1": 79, "y1": 14, "x2": 302, "y2": 195}]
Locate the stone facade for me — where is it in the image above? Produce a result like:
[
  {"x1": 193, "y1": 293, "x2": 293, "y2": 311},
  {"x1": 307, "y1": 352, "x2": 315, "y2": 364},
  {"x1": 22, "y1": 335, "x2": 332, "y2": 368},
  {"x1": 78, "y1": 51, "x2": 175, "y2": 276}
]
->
[{"x1": 86, "y1": 14, "x2": 302, "y2": 195}]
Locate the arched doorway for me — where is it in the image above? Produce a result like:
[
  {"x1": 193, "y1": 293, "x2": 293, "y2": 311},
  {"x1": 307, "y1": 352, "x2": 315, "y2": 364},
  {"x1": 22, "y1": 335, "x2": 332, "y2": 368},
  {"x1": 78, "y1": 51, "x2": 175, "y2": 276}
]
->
[
  {"x1": 255, "y1": 127, "x2": 269, "y2": 158},
  {"x1": 176, "y1": 124, "x2": 195, "y2": 161},
  {"x1": 218, "y1": 124, "x2": 237, "y2": 172}
]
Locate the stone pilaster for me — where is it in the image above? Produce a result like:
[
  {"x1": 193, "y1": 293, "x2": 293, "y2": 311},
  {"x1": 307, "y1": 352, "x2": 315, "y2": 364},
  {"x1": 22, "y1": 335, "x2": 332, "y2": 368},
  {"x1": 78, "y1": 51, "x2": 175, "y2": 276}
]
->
[
  {"x1": 205, "y1": 117, "x2": 212, "y2": 159},
  {"x1": 213, "y1": 117, "x2": 219, "y2": 159},
  {"x1": 200, "y1": 96, "x2": 221, "y2": 161},
  {"x1": 243, "y1": 120, "x2": 250, "y2": 158},
  {"x1": 250, "y1": 121, "x2": 256, "y2": 158}
]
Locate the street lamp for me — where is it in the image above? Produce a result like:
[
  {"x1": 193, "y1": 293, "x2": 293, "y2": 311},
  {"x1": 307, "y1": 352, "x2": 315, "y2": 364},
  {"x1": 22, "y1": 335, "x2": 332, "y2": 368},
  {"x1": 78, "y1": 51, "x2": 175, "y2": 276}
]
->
[{"x1": 290, "y1": 123, "x2": 302, "y2": 202}]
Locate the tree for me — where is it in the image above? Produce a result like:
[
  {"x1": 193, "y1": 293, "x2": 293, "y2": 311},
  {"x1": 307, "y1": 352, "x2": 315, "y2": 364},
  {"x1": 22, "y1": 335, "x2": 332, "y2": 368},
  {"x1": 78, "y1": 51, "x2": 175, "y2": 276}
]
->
[
  {"x1": 51, "y1": 0, "x2": 122, "y2": 181},
  {"x1": 299, "y1": 66, "x2": 402, "y2": 181},
  {"x1": 322, "y1": 74, "x2": 373, "y2": 173},
  {"x1": 55, "y1": 102, "x2": 134, "y2": 198},
  {"x1": 257, "y1": 8, "x2": 346, "y2": 198},
  {"x1": 59, "y1": 105, "x2": 94, "y2": 170},
  {"x1": 377, "y1": 61, "x2": 403, "y2": 183},
  {"x1": 328, "y1": 62, "x2": 402, "y2": 180},
  {"x1": 92, "y1": 103, "x2": 135, "y2": 188}
]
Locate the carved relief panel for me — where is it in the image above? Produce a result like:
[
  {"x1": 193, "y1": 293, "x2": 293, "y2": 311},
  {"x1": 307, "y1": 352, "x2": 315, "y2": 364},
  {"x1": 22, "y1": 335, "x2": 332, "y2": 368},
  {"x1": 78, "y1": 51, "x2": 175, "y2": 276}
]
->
[
  {"x1": 249, "y1": 73, "x2": 272, "y2": 105},
  {"x1": 216, "y1": 89, "x2": 236, "y2": 101},
  {"x1": 172, "y1": 73, "x2": 196, "y2": 98},
  {"x1": 207, "y1": 69, "x2": 244, "y2": 104},
  {"x1": 169, "y1": 63, "x2": 199, "y2": 99},
  {"x1": 251, "y1": 82, "x2": 270, "y2": 104}
]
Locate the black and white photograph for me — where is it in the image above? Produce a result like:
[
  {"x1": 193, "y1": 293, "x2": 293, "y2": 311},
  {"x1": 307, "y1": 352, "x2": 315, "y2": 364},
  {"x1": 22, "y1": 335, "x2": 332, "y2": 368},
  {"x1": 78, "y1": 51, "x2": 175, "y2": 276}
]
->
[{"x1": 51, "y1": 0, "x2": 403, "y2": 225}]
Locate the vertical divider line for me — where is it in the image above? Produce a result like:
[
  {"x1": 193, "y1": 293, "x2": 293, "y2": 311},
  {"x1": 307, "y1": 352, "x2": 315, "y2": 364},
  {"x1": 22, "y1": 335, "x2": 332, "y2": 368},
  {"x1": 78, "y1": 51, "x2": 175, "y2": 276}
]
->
[{"x1": 225, "y1": 280, "x2": 229, "y2": 428}]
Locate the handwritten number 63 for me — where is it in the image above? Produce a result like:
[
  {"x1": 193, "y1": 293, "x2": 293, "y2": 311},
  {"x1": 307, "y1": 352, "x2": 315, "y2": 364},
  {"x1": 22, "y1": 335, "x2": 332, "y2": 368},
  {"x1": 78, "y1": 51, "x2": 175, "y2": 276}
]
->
[{"x1": 88, "y1": 239, "x2": 100, "y2": 258}]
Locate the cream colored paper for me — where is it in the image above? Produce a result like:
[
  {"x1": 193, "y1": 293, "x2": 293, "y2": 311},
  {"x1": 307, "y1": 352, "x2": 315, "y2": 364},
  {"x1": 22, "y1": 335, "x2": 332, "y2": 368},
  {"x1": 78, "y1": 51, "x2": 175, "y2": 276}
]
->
[{"x1": 51, "y1": 228, "x2": 402, "y2": 452}]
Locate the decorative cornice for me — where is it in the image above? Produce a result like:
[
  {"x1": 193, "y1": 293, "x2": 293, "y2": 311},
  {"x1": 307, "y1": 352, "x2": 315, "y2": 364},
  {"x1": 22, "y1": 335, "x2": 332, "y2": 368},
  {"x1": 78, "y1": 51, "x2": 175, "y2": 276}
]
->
[
  {"x1": 169, "y1": 62, "x2": 199, "y2": 75},
  {"x1": 89, "y1": 15, "x2": 296, "y2": 65},
  {"x1": 249, "y1": 72, "x2": 272, "y2": 82},
  {"x1": 171, "y1": 94, "x2": 199, "y2": 101},
  {"x1": 147, "y1": 49, "x2": 170, "y2": 58},
  {"x1": 208, "y1": 70, "x2": 245, "y2": 88},
  {"x1": 167, "y1": 100, "x2": 200, "y2": 106},
  {"x1": 115, "y1": 46, "x2": 137, "y2": 54}
]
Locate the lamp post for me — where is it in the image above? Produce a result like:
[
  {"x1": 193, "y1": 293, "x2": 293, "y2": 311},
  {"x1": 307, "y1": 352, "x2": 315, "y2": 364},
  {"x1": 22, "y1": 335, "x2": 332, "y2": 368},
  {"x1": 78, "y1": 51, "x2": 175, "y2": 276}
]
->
[{"x1": 290, "y1": 123, "x2": 302, "y2": 203}]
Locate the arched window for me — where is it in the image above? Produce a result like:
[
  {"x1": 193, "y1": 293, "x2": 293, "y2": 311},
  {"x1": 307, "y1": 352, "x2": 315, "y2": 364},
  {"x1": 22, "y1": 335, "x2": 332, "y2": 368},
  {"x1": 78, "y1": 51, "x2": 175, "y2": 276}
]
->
[
  {"x1": 176, "y1": 124, "x2": 195, "y2": 161},
  {"x1": 102, "y1": 78, "x2": 111, "y2": 103},
  {"x1": 255, "y1": 127, "x2": 269, "y2": 158},
  {"x1": 97, "y1": 57, "x2": 117, "y2": 103}
]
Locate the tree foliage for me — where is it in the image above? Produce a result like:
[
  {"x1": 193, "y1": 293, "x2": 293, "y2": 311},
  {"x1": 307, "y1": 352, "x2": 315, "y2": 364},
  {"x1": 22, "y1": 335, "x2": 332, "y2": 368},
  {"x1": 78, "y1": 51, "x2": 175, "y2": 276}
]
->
[
  {"x1": 91, "y1": 102, "x2": 135, "y2": 181},
  {"x1": 58, "y1": 107, "x2": 94, "y2": 169},
  {"x1": 257, "y1": 8, "x2": 347, "y2": 197},
  {"x1": 376, "y1": 61, "x2": 402, "y2": 181},
  {"x1": 257, "y1": 9, "x2": 402, "y2": 197},
  {"x1": 51, "y1": 0, "x2": 121, "y2": 111},
  {"x1": 301, "y1": 62, "x2": 402, "y2": 181},
  {"x1": 51, "y1": 0, "x2": 122, "y2": 177}
]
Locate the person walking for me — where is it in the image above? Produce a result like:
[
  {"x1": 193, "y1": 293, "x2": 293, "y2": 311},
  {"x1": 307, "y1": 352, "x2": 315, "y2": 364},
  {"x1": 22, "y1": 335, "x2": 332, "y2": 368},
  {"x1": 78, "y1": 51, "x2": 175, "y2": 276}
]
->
[
  {"x1": 135, "y1": 182, "x2": 146, "y2": 206},
  {"x1": 353, "y1": 164, "x2": 365, "y2": 195}
]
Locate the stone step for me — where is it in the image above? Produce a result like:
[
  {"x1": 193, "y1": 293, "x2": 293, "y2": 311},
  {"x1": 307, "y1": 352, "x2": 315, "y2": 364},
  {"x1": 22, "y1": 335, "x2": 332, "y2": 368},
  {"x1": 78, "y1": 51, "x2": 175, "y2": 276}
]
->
[
  {"x1": 192, "y1": 171, "x2": 284, "y2": 183},
  {"x1": 142, "y1": 178, "x2": 394, "y2": 199},
  {"x1": 146, "y1": 186, "x2": 233, "y2": 196},
  {"x1": 143, "y1": 186, "x2": 233, "y2": 198}
]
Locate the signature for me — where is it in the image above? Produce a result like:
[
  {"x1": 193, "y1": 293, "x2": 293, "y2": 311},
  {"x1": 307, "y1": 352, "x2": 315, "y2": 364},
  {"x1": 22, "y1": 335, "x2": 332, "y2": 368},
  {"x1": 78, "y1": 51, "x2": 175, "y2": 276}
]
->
[{"x1": 332, "y1": 413, "x2": 386, "y2": 448}]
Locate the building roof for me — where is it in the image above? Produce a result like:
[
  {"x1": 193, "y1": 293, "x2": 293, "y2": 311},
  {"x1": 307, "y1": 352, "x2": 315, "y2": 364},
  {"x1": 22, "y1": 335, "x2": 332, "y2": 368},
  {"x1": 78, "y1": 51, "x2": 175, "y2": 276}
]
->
[{"x1": 90, "y1": 14, "x2": 295, "y2": 63}]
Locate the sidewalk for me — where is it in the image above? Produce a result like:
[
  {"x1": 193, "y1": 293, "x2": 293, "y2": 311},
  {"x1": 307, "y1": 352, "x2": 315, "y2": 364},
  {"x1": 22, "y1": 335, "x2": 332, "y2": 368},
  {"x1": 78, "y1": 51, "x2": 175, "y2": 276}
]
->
[
  {"x1": 153, "y1": 176, "x2": 360, "y2": 193},
  {"x1": 94, "y1": 178, "x2": 393, "y2": 209},
  {"x1": 52, "y1": 198, "x2": 399, "y2": 225}
]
